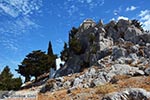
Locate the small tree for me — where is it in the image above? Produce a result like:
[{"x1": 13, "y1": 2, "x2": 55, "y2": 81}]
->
[
  {"x1": 47, "y1": 41, "x2": 57, "y2": 70},
  {"x1": 0, "y1": 66, "x2": 22, "y2": 90},
  {"x1": 60, "y1": 42, "x2": 69, "y2": 62}
]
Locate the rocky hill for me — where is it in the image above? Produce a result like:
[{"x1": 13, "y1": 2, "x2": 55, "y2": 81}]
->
[
  {"x1": 2, "y1": 18, "x2": 150, "y2": 100},
  {"x1": 55, "y1": 19, "x2": 150, "y2": 78}
]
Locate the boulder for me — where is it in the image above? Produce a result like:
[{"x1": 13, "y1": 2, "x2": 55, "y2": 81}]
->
[
  {"x1": 144, "y1": 67, "x2": 150, "y2": 75},
  {"x1": 144, "y1": 44, "x2": 150, "y2": 58},
  {"x1": 55, "y1": 77, "x2": 64, "y2": 82},
  {"x1": 130, "y1": 45, "x2": 139, "y2": 53},
  {"x1": 140, "y1": 33, "x2": 150, "y2": 43},
  {"x1": 124, "y1": 26, "x2": 142, "y2": 43},
  {"x1": 63, "y1": 81, "x2": 71, "y2": 88},
  {"x1": 73, "y1": 78, "x2": 83, "y2": 87},
  {"x1": 112, "y1": 46, "x2": 127, "y2": 60},
  {"x1": 102, "y1": 88, "x2": 150, "y2": 100},
  {"x1": 108, "y1": 64, "x2": 144, "y2": 76},
  {"x1": 88, "y1": 68, "x2": 96, "y2": 75},
  {"x1": 92, "y1": 72, "x2": 110, "y2": 86},
  {"x1": 99, "y1": 38, "x2": 113, "y2": 51},
  {"x1": 117, "y1": 19, "x2": 131, "y2": 32}
]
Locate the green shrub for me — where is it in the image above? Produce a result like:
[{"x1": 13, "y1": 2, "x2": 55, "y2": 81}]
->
[
  {"x1": 88, "y1": 34, "x2": 96, "y2": 44},
  {"x1": 69, "y1": 37, "x2": 84, "y2": 55}
]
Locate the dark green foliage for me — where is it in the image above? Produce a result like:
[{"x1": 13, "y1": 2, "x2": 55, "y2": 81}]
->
[
  {"x1": 0, "y1": 66, "x2": 22, "y2": 90},
  {"x1": 131, "y1": 19, "x2": 143, "y2": 31},
  {"x1": 48, "y1": 41, "x2": 54, "y2": 56},
  {"x1": 69, "y1": 37, "x2": 84, "y2": 55},
  {"x1": 11, "y1": 77, "x2": 22, "y2": 90},
  {"x1": 69, "y1": 27, "x2": 85, "y2": 55},
  {"x1": 88, "y1": 34, "x2": 96, "y2": 44},
  {"x1": 69, "y1": 27, "x2": 78, "y2": 39},
  {"x1": 16, "y1": 50, "x2": 57, "y2": 82},
  {"x1": 91, "y1": 44, "x2": 97, "y2": 54},
  {"x1": 47, "y1": 41, "x2": 57, "y2": 69},
  {"x1": 60, "y1": 42, "x2": 69, "y2": 62}
]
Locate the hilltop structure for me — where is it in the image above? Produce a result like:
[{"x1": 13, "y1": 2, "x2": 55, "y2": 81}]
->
[{"x1": 78, "y1": 18, "x2": 96, "y2": 32}]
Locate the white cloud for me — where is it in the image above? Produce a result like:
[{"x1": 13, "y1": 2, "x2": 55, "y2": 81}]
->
[
  {"x1": 65, "y1": 0, "x2": 104, "y2": 17},
  {"x1": 0, "y1": 0, "x2": 42, "y2": 33},
  {"x1": 110, "y1": 18, "x2": 115, "y2": 21},
  {"x1": 113, "y1": 6, "x2": 122, "y2": 16},
  {"x1": 139, "y1": 10, "x2": 150, "y2": 30},
  {"x1": 0, "y1": 3, "x2": 19, "y2": 17},
  {"x1": 0, "y1": 0, "x2": 42, "y2": 51},
  {"x1": 126, "y1": 6, "x2": 137, "y2": 11},
  {"x1": 0, "y1": 0, "x2": 42, "y2": 18},
  {"x1": 117, "y1": 16, "x2": 129, "y2": 20},
  {"x1": 0, "y1": 39, "x2": 18, "y2": 51},
  {"x1": 0, "y1": 16, "x2": 38, "y2": 35}
]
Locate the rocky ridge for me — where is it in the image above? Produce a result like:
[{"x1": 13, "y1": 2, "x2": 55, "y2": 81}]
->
[{"x1": 38, "y1": 19, "x2": 150, "y2": 100}]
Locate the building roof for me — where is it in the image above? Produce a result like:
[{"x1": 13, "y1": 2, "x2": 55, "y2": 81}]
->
[{"x1": 83, "y1": 18, "x2": 95, "y2": 23}]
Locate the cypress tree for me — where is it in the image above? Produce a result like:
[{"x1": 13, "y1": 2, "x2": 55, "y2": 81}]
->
[{"x1": 47, "y1": 41, "x2": 54, "y2": 56}]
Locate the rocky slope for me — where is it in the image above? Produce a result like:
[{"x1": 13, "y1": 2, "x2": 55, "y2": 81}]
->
[
  {"x1": 38, "y1": 19, "x2": 150, "y2": 100},
  {"x1": 40, "y1": 19, "x2": 150, "y2": 100},
  {"x1": 3, "y1": 19, "x2": 150, "y2": 100}
]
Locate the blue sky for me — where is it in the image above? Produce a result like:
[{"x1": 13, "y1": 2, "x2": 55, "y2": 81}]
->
[{"x1": 0, "y1": 0, "x2": 150, "y2": 77}]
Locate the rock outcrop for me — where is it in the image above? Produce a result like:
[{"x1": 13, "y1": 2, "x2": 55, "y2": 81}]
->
[{"x1": 55, "y1": 18, "x2": 150, "y2": 78}]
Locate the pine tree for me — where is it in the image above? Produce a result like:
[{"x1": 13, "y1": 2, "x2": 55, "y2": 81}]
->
[
  {"x1": 48, "y1": 41, "x2": 54, "y2": 56},
  {"x1": 47, "y1": 41, "x2": 57, "y2": 70},
  {"x1": 60, "y1": 42, "x2": 69, "y2": 62},
  {"x1": 0, "y1": 66, "x2": 22, "y2": 90}
]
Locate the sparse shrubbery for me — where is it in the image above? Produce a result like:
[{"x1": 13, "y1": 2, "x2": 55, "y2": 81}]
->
[{"x1": 131, "y1": 19, "x2": 143, "y2": 31}]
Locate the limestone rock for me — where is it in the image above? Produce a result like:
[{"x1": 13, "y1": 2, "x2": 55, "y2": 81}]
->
[
  {"x1": 144, "y1": 67, "x2": 150, "y2": 75},
  {"x1": 124, "y1": 26, "x2": 142, "y2": 43},
  {"x1": 108, "y1": 64, "x2": 144, "y2": 76},
  {"x1": 112, "y1": 46, "x2": 127, "y2": 60},
  {"x1": 102, "y1": 88, "x2": 150, "y2": 100},
  {"x1": 140, "y1": 33, "x2": 150, "y2": 43}
]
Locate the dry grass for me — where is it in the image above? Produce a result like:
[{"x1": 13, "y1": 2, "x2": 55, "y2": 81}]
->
[
  {"x1": 38, "y1": 88, "x2": 102, "y2": 100},
  {"x1": 118, "y1": 76, "x2": 150, "y2": 91},
  {"x1": 38, "y1": 89, "x2": 68, "y2": 100},
  {"x1": 113, "y1": 75, "x2": 131, "y2": 80},
  {"x1": 95, "y1": 83, "x2": 118, "y2": 94}
]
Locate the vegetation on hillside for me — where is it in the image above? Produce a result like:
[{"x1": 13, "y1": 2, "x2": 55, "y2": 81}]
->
[
  {"x1": 16, "y1": 41, "x2": 57, "y2": 82},
  {"x1": 0, "y1": 66, "x2": 22, "y2": 90},
  {"x1": 60, "y1": 42, "x2": 69, "y2": 62}
]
